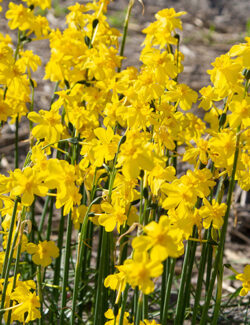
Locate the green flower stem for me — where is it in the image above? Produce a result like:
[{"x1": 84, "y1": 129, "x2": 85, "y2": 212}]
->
[
  {"x1": 118, "y1": 224, "x2": 129, "y2": 266},
  {"x1": 192, "y1": 171, "x2": 226, "y2": 323},
  {"x1": 135, "y1": 291, "x2": 143, "y2": 325},
  {"x1": 175, "y1": 224, "x2": 198, "y2": 325},
  {"x1": 118, "y1": 284, "x2": 129, "y2": 325},
  {"x1": 181, "y1": 230, "x2": 198, "y2": 322},
  {"x1": 46, "y1": 194, "x2": 54, "y2": 241},
  {"x1": 205, "y1": 174, "x2": 225, "y2": 292},
  {"x1": 71, "y1": 196, "x2": 101, "y2": 325},
  {"x1": 78, "y1": 221, "x2": 92, "y2": 322},
  {"x1": 139, "y1": 175, "x2": 144, "y2": 226},
  {"x1": 1, "y1": 199, "x2": 18, "y2": 279},
  {"x1": 200, "y1": 126, "x2": 241, "y2": 324},
  {"x1": 205, "y1": 239, "x2": 213, "y2": 292},
  {"x1": 133, "y1": 286, "x2": 139, "y2": 322},
  {"x1": 38, "y1": 195, "x2": 51, "y2": 240},
  {"x1": 14, "y1": 116, "x2": 19, "y2": 169},
  {"x1": 191, "y1": 230, "x2": 209, "y2": 325},
  {"x1": 142, "y1": 294, "x2": 148, "y2": 320},
  {"x1": 50, "y1": 81, "x2": 60, "y2": 107},
  {"x1": 29, "y1": 200, "x2": 35, "y2": 244},
  {"x1": 37, "y1": 265, "x2": 43, "y2": 325},
  {"x1": 161, "y1": 258, "x2": 176, "y2": 324},
  {"x1": 53, "y1": 209, "x2": 65, "y2": 287},
  {"x1": 59, "y1": 211, "x2": 73, "y2": 324},
  {"x1": 0, "y1": 218, "x2": 21, "y2": 323},
  {"x1": 29, "y1": 78, "x2": 35, "y2": 148},
  {"x1": 212, "y1": 265, "x2": 223, "y2": 325},
  {"x1": 174, "y1": 240, "x2": 192, "y2": 324},
  {"x1": 6, "y1": 222, "x2": 24, "y2": 325},
  {"x1": 160, "y1": 260, "x2": 168, "y2": 318},
  {"x1": 28, "y1": 200, "x2": 36, "y2": 278},
  {"x1": 14, "y1": 30, "x2": 21, "y2": 61},
  {"x1": 93, "y1": 228, "x2": 108, "y2": 325},
  {"x1": 142, "y1": 193, "x2": 150, "y2": 226},
  {"x1": 52, "y1": 209, "x2": 65, "y2": 316},
  {"x1": 118, "y1": 0, "x2": 135, "y2": 72}
]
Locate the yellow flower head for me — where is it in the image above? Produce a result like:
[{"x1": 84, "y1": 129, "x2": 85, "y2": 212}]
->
[
  {"x1": 22, "y1": 0, "x2": 51, "y2": 10},
  {"x1": 118, "y1": 252, "x2": 163, "y2": 295},
  {"x1": 200, "y1": 198, "x2": 227, "y2": 230},
  {"x1": 236, "y1": 265, "x2": 250, "y2": 296},
  {"x1": 26, "y1": 240, "x2": 59, "y2": 267},
  {"x1": 104, "y1": 308, "x2": 131, "y2": 325}
]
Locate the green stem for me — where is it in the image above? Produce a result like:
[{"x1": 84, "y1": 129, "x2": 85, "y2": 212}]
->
[
  {"x1": 29, "y1": 78, "x2": 35, "y2": 148},
  {"x1": 174, "y1": 240, "x2": 192, "y2": 324},
  {"x1": 50, "y1": 81, "x2": 60, "y2": 108},
  {"x1": 14, "y1": 116, "x2": 19, "y2": 169},
  {"x1": 205, "y1": 175, "x2": 225, "y2": 292},
  {"x1": 135, "y1": 292, "x2": 143, "y2": 325},
  {"x1": 191, "y1": 230, "x2": 209, "y2": 325},
  {"x1": 160, "y1": 260, "x2": 168, "y2": 319},
  {"x1": 181, "y1": 229, "x2": 198, "y2": 323},
  {"x1": 205, "y1": 236, "x2": 213, "y2": 292},
  {"x1": 212, "y1": 265, "x2": 223, "y2": 325},
  {"x1": 0, "y1": 218, "x2": 21, "y2": 323},
  {"x1": 37, "y1": 266, "x2": 43, "y2": 325},
  {"x1": 38, "y1": 195, "x2": 51, "y2": 240},
  {"x1": 1, "y1": 200, "x2": 18, "y2": 279},
  {"x1": 118, "y1": 0, "x2": 135, "y2": 72},
  {"x1": 70, "y1": 197, "x2": 101, "y2": 325},
  {"x1": 193, "y1": 173, "x2": 226, "y2": 323},
  {"x1": 139, "y1": 174, "x2": 144, "y2": 225},
  {"x1": 46, "y1": 195, "x2": 54, "y2": 241},
  {"x1": 133, "y1": 287, "x2": 139, "y2": 322},
  {"x1": 51, "y1": 208, "x2": 65, "y2": 323},
  {"x1": 118, "y1": 284, "x2": 129, "y2": 325},
  {"x1": 93, "y1": 228, "x2": 108, "y2": 325},
  {"x1": 53, "y1": 208, "x2": 65, "y2": 295},
  {"x1": 59, "y1": 212, "x2": 73, "y2": 324},
  {"x1": 6, "y1": 222, "x2": 24, "y2": 325},
  {"x1": 142, "y1": 294, "x2": 148, "y2": 320},
  {"x1": 161, "y1": 258, "x2": 176, "y2": 324},
  {"x1": 200, "y1": 126, "x2": 241, "y2": 324}
]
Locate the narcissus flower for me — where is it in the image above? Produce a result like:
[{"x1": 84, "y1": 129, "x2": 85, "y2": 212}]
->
[
  {"x1": 228, "y1": 95, "x2": 250, "y2": 128},
  {"x1": 143, "y1": 321, "x2": 160, "y2": 325},
  {"x1": 200, "y1": 198, "x2": 227, "y2": 229},
  {"x1": 104, "y1": 308, "x2": 131, "y2": 325},
  {"x1": 28, "y1": 105, "x2": 64, "y2": 143},
  {"x1": 11, "y1": 285, "x2": 41, "y2": 323},
  {"x1": 132, "y1": 215, "x2": 184, "y2": 261},
  {"x1": 165, "y1": 83, "x2": 198, "y2": 111},
  {"x1": 18, "y1": 50, "x2": 42, "y2": 76},
  {"x1": 198, "y1": 85, "x2": 221, "y2": 111},
  {"x1": 0, "y1": 275, "x2": 40, "y2": 323},
  {"x1": 99, "y1": 201, "x2": 127, "y2": 233},
  {"x1": 207, "y1": 54, "x2": 243, "y2": 97},
  {"x1": 117, "y1": 252, "x2": 163, "y2": 295},
  {"x1": 10, "y1": 167, "x2": 48, "y2": 206},
  {"x1": 236, "y1": 265, "x2": 250, "y2": 296},
  {"x1": 26, "y1": 240, "x2": 59, "y2": 267},
  {"x1": 22, "y1": 0, "x2": 52, "y2": 10},
  {"x1": 93, "y1": 126, "x2": 120, "y2": 167},
  {"x1": 229, "y1": 36, "x2": 250, "y2": 68},
  {"x1": 6, "y1": 3, "x2": 35, "y2": 31}
]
